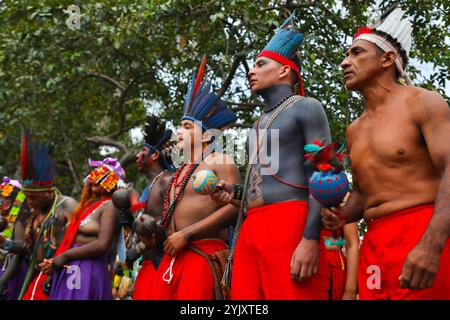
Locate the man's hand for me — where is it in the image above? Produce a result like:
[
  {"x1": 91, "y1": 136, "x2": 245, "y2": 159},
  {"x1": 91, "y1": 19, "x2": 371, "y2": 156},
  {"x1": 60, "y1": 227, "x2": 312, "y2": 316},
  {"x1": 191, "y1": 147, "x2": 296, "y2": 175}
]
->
[
  {"x1": 341, "y1": 290, "x2": 357, "y2": 300},
  {"x1": 399, "y1": 241, "x2": 441, "y2": 290},
  {"x1": 163, "y1": 231, "x2": 188, "y2": 256},
  {"x1": 290, "y1": 238, "x2": 320, "y2": 282},
  {"x1": 210, "y1": 181, "x2": 233, "y2": 205},
  {"x1": 321, "y1": 206, "x2": 347, "y2": 231}
]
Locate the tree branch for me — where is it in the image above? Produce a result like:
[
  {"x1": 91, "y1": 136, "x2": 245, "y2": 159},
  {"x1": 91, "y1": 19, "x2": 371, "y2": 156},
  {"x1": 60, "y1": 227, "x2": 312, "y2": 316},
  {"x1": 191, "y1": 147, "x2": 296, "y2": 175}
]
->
[
  {"x1": 261, "y1": 2, "x2": 317, "y2": 12},
  {"x1": 240, "y1": 59, "x2": 260, "y2": 102},
  {"x1": 108, "y1": 119, "x2": 145, "y2": 140},
  {"x1": 225, "y1": 101, "x2": 263, "y2": 111},
  {"x1": 86, "y1": 136, "x2": 130, "y2": 153},
  {"x1": 66, "y1": 158, "x2": 82, "y2": 195},
  {"x1": 217, "y1": 53, "x2": 245, "y2": 98},
  {"x1": 83, "y1": 72, "x2": 126, "y2": 92}
]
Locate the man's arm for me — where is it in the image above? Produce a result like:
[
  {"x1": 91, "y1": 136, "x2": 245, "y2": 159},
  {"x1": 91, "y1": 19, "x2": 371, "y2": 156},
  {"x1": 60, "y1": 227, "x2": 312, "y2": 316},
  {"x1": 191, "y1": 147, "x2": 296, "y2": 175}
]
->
[
  {"x1": 297, "y1": 97, "x2": 332, "y2": 240},
  {"x1": 322, "y1": 123, "x2": 365, "y2": 230},
  {"x1": 290, "y1": 97, "x2": 331, "y2": 282},
  {"x1": 400, "y1": 90, "x2": 450, "y2": 289}
]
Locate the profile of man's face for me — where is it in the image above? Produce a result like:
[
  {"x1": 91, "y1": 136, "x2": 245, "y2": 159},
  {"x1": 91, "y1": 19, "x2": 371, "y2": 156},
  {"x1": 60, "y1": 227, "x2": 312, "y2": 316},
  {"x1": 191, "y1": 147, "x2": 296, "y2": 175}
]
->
[
  {"x1": 135, "y1": 146, "x2": 152, "y2": 172},
  {"x1": 176, "y1": 120, "x2": 203, "y2": 151},
  {"x1": 248, "y1": 57, "x2": 290, "y2": 93},
  {"x1": 340, "y1": 40, "x2": 386, "y2": 91}
]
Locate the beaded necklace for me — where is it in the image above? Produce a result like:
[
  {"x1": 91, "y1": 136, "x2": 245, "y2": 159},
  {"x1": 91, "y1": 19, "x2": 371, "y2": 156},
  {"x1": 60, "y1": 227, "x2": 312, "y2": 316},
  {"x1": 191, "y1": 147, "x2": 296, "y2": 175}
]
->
[
  {"x1": 256, "y1": 94, "x2": 308, "y2": 190},
  {"x1": 263, "y1": 92, "x2": 295, "y2": 113},
  {"x1": 160, "y1": 162, "x2": 198, "y2": 229}
]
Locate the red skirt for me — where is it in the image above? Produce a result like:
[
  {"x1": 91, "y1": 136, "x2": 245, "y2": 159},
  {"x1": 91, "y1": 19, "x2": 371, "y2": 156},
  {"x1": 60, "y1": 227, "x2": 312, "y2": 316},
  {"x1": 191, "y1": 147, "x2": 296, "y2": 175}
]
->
[
  {"x1": 358, "y1": 204, "x2": 450, "y2": 300},
  {"x1": 321, "y1": 228, "x2": 346, "y2": 300},
  {"x1": 22, "y1": 272, "x2": 49, "y2": 300},
  {"x1": 132, "y1": 260, "x2": 156, "y2": 300},
  {"x1": 149, "y1": 239, "x2": 227, "y2": 300},
  {"x1": 231, "y1": 201, "x2": 329, "y2": 300}
]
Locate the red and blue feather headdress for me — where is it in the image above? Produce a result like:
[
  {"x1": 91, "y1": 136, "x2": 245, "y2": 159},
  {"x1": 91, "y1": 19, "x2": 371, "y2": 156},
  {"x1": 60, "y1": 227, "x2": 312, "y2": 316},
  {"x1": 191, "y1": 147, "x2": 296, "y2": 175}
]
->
[
  {"x1": 257, "y1": 11, "x2": 305, "y2": 95},
  {"x1": 181, "y1": 55, "x2": 237, "y2": 131},
  {"x1": 21, "y1": 129, "x2": 56, "y2": 192}
]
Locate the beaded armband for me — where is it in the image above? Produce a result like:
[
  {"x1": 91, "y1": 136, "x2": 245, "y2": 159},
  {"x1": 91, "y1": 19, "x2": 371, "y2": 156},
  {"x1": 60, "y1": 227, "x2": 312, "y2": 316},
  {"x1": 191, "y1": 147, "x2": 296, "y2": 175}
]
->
[{"x1": 232, "y1": 184, "x2": 244, "y2": 201}]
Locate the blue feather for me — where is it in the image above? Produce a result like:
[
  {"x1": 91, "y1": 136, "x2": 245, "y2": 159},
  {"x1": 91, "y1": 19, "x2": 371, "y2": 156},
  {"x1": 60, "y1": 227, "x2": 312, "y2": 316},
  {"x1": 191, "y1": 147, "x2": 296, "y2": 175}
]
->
[
  {"x1": 181, "y1": 58, "x2": 237, "y2": 130},
  {"x1": 304, "y1": 144, "x2": 322, "y2": 153},
  {"x1": 279, "y1": 10, "x2": 296, "y2": 30}
]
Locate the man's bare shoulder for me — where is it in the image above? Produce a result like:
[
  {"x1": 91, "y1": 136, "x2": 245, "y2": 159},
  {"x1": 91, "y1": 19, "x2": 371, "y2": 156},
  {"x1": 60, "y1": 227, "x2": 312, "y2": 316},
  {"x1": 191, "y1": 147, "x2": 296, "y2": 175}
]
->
[
  {"x1": 204, "y1": 151, "x2": 237, "y2": 167},
  {"x1": 346, "y1": 117, "x2": 362, "y2": 146},
  {"x1": 404, "y1": 86, "x2": 449, "y2": 123}
]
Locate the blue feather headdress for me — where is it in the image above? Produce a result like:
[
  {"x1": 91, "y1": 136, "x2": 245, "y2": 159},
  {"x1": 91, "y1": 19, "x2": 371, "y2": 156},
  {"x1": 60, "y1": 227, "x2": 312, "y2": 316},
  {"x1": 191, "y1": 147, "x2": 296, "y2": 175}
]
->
[
  {"x1": 21, "y1": 129, "x2": 56, "y2": 192},
  {"x1": 257, "y1": 11, "x2": 305, "y2": 95},
  {"x1": 181, "y1": 55, "x2": 237, "y2": 131}
]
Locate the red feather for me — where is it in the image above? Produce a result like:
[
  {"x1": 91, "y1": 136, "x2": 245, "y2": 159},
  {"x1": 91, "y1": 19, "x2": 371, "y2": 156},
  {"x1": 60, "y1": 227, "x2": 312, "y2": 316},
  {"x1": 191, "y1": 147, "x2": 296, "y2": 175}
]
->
[
  {"x1": 192, "y1": 55, "x2": 206, "y2": 98},
  {"x1": 354, "y1": 27, "x2": 373, "y2": 39},
  {"x1": 131, "y1": 202, "x2": 146, "y2": 213},
  {"x1": 312, "y1": 140, "x2": 324, "y2": 147},
  {"x1": 21, "y1": 130, "x2": 29, "y2": 180}
]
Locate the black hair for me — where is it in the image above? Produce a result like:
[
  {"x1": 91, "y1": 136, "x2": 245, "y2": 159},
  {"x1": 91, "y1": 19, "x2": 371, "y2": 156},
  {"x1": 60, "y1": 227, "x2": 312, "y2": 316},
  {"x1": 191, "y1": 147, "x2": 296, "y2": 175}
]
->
[{"x1": 372, "y1": 29, "x2": 409, "y2": 69}]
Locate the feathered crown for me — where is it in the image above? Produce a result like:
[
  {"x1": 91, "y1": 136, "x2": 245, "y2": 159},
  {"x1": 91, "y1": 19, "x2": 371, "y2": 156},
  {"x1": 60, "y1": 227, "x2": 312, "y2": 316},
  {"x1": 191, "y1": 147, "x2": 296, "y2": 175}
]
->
[
  {"x1": 181, "y1": 55, "x2": 237, "y2": 131},
  {"x1": 21, "y1": 129, "x2": 56, "y2": 192},
  {"x1": 143, "y1": 114, "x2": 172, "y2": 151},
  {"x1": 353, "y1": 7, "x2": 413, "y2": 85},
  {"x1": 143, "y1": 114, "x2": 175, "y2": 170},
  {"x1": 257, "y1": 11, "x2": 305, "y2": 96},
  {"x1": 85, "y1": 157, "x2": 126, "y2": 192},
  {"x1": 0, "y1": 177, "x2": 22, "y2": 198}
]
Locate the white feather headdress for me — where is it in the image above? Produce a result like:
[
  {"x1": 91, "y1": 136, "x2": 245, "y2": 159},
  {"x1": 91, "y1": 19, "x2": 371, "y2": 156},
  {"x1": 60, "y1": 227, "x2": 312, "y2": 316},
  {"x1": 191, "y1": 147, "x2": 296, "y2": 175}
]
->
[{"x1": 354, "y1": 8, "x2": 413, "y2": 85}]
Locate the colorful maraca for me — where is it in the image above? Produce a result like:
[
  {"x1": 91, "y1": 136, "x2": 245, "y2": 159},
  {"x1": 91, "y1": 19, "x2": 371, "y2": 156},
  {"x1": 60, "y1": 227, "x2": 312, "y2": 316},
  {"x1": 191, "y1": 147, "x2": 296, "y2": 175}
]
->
[
  {"x1": 192, "y1": 170, "x2": 218, "y2": 195},
  {"x1": 304, "y1": 141, "x2": 350, "y2": 247}
]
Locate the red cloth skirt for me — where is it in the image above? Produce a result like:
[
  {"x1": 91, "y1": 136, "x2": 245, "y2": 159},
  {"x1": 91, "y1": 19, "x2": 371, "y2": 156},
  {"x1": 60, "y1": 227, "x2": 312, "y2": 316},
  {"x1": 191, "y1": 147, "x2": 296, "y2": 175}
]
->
[
  {"x1": 231, "y1": 201, "x2": 329, "y2": 300},
  {"x1": 132, "y1": 260, "x2": 156, "y2": 300},
  {"x1": 22, "y1": 272, "x2": 49, "y2": 300},
  {"x1": 149, "y1": 239, "x2": 226, "y2": 300},
  {"x1": 358, "y1": 204, "x2": 450, "y2": 300}
]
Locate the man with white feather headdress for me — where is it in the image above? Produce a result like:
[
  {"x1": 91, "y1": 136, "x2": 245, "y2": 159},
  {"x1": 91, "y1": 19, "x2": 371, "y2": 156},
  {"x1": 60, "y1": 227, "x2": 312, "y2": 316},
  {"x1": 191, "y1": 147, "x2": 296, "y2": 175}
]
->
[{"x1": 322, "y1": 7, "x2": 450, "y2": 299}]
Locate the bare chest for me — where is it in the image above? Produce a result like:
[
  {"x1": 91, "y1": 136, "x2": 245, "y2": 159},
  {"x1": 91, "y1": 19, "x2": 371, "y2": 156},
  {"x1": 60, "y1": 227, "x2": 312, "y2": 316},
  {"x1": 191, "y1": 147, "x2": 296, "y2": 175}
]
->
[{"x1": 350, "y1": 111, "x2": 424, "y2": 172}]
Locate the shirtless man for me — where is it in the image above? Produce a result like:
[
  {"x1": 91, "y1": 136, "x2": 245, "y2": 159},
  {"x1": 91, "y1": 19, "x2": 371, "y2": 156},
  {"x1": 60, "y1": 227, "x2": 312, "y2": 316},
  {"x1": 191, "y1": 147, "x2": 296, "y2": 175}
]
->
[
  {"x1": 136, "y1": 115, "x2": 174, "y2": 223},
  {"x1": 16, "y1": 131, "x2": 77, "y2": 300},
  {"x1": 321, "y1": 8, "x2": 450, "y2": 299},
  {"x1": 149, "y1": 57, "x2": 240, "y2": 300},
  {"x1": 131, "y1": 115, "x2": 174, "y2": 299},
  {"x1": 44, "y1": 158, "x2": 124, "y2": 300}
]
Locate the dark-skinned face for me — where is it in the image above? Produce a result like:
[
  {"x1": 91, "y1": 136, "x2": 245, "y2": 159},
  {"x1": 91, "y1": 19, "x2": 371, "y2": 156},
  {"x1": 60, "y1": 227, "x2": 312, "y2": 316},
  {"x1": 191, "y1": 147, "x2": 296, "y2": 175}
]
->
[
  {"x1": 340, "y1": 40, "x2": 386, "y2": 91},
  {"x1": 23, "y1": 190, "x2": 54, "y2": 212},
  {"x1": 0, "y1": 196, "x2": 12, "y2": 215},
  {"x1": 136, "y1": 146, "x2": 151, "y2": 172}
]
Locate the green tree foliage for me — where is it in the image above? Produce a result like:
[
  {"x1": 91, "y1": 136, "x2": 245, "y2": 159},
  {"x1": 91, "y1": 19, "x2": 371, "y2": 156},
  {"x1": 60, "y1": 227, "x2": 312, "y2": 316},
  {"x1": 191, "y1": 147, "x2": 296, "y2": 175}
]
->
[{"x1": 0, "y1": 0, "x2": 448, "y2": 195}]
